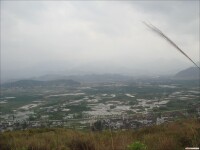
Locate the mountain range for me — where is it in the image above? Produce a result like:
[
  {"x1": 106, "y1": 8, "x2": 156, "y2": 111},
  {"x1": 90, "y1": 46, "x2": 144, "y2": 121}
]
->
[
  {"x1": 1, "y1": 79, "x2": 80, "y2": 88},
  {"x1": 1, "y1": 66, "x2": 199, "y2": 86}
]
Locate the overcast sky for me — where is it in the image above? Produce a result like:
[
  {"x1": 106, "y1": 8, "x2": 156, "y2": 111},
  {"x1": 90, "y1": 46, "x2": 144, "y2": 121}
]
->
[{"x1": 1, "y1": 1, "x2": 199, "y2": 80}]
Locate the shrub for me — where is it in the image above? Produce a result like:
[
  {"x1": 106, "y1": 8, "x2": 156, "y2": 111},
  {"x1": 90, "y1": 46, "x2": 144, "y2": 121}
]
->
[{"x1": 127, "y1": 141, "x2": 147, "y2": 150}]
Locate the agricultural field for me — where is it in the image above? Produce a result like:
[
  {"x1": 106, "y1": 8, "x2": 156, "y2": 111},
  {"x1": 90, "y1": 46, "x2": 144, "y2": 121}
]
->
[{"x1": 0, "y1": 78, "x2": 199, "y2": 131}]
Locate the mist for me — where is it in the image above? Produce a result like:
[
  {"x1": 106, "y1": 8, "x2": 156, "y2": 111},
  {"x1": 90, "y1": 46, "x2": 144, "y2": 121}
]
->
[{"x1": 1, "y1": 1, "x2": 199, "y2": 82}]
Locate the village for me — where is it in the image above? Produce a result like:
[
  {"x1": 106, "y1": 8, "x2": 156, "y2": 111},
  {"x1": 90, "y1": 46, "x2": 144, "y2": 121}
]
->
[{"x1": 1, "y1": 81, "x2": 200, "y2": 132}]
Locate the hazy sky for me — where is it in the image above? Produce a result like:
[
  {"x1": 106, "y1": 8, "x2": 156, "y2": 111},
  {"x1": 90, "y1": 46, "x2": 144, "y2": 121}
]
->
[{"x1": 1, "y1": 1, "x2": 199, "y2": 80}]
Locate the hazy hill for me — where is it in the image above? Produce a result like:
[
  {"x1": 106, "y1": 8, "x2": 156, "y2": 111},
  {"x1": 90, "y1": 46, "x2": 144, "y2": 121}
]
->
[
  {"x1": 32, "y1": 74, "x2": 133, "y2": 83},
  {"x1": 32, "y1": 74, "x2": 69, "y2": 81},
  {"x1": 173, "y1": 67, "x2": 199, "y2": 80},
  {"x1": 1, "y1": 79, "x2": 80, "y2": 88}
]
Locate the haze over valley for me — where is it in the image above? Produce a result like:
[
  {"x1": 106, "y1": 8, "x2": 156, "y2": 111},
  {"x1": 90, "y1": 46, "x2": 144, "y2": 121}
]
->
[
  {"x1": 1, "y1": 1, "x2": 199, "y2": 82},
  {"x1": 0, "y1": 1, "x2": 200, "y2": 149}
]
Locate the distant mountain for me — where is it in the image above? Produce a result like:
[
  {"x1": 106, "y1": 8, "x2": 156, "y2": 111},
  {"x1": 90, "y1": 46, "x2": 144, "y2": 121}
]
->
[
  {"x1": 32, "y1": 74, "x2": 69, "y2": 81},
  {"x1": 1, "y1": 79, "x2": 80, "y2": 88},
  {"x1": 33, "y1": 74, "x2": 134, "y2": 83},
  {"x1": 173, "y1": 67, "x2": 199, "y2": 80}
]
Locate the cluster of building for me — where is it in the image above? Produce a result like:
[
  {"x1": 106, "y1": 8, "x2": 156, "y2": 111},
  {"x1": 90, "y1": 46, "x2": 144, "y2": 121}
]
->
[
  {"x1": 1, "y1": 85, "x2": 199, "y2": 132},
  {"x1": 1, "y1": 107, "x2": 200, "y2": 132}
]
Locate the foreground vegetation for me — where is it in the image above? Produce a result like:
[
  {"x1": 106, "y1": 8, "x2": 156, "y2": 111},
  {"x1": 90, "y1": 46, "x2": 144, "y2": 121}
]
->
[{"x1": 0, "y1": 118, "x2": 200, "y2": 150}]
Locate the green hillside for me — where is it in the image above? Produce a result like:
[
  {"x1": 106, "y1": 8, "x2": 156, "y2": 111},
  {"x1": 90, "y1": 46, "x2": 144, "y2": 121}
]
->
[{"x1": 0, "y1": 118, "x2": 200, "y2": 150}]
